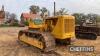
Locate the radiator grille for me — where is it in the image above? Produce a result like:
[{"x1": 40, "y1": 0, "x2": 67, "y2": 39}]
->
[{"x1": 64, "y1": 19, "x2": 74, "y2": 33}]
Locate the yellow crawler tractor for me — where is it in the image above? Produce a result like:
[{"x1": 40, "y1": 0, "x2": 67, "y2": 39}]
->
[{"x1": 18, "y1": 15, "x2": 75, "y2": 52}]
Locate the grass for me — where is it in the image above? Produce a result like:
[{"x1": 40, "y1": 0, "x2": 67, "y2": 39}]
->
[{"x1": 0, "y1": 24, "x2": 19, "y2": 27}]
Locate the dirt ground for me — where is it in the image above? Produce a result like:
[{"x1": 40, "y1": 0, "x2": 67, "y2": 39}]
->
[{"x1": 0, "y1": 27, "x2": 100, "y2": 56}]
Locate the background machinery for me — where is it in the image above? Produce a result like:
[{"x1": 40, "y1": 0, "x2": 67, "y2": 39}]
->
[
  {"x1": 18, "y1": 15, "x2": 75, "y2": 52},
  {"x1": 75, "y1": 15, "x2": 100, "y2": 40},
  {"x1": 75, "y1": 26, "x2": 100, "y2": 40}
]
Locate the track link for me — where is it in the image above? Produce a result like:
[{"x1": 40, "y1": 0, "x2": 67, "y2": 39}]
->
[
  {"x1": 76, "y1": 32, "x2": 97, "y2": 40},
  {"x1": 18, "y1": 30, "x2": 56, "y2": 52}
]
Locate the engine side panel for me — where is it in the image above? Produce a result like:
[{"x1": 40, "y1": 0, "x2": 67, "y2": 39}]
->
[{"x1": 52, "y1": 15, "x2": 75, "y2": 39}]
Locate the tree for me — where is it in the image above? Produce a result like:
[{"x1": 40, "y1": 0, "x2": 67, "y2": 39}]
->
[
  {"x1": 72, "y1": 13, "x2": 86, "y2": 25},
  {"x1": 4, "y1": 11, "x2": 10, "y2": 23},
  {"x1": 9, "y1": 13, "x2": 18, "y2": 26},
  {"x1": 55, "y1": 8, "x2": 68, "y2": 16},
  {"x1": 72, "y1": 13, "x2": 98, "y2": 26},
  {"x1": 10, "y1": 13, "x2": 18, "y2": 22},
  {"x1": 10, "y1": 13, "x2": 17, "y2": 20},
  {"x1": 5, "y1": 13, "x2": 18, "y2": 23},
  {"x1": 5, "y1": 11, "x2": 10, "y2": 19},
  {"x1": 40, "y1": 7, "x2": 48, "y2": 18},
  {"x1": 29, "y1": 5, "x2": 40, "y2": 14},
  {"x1": 41, "y1": 7, "x2": 48, "y2": 13}
]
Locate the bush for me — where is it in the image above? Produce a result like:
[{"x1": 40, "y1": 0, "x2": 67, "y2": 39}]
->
[
  {"x1": 0, "y1": 24, "x2": 9, "y2": 27},
  {"x1": 0, "y1": 22, "x2": 19, "y2": 27},
  {"x1": 24, "y1": 21, "x2": 29, "y2": 26},
  {"x1": 11, "y1": 22, "x2": 19, "y2": 26}
]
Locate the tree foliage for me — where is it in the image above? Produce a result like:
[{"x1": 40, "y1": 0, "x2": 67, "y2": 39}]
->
[
  {"x1": 72, "y1": 13, "x2": 85, "y2": 25},
  {"x1": 5, "y1": 13, "x2": 18, "y2": 25},
  {"x1": 40, "y1": 7, "x2": 48, "y2": 18},
  {"x1": 72, "y1": 13, "x2": 99, "y2": 26},
  {"x1": 55, "y1": 8, "x2": 68, "y2": 16},
  {"x1": 29, "y1": 5, "x2": 40, "y2": 14}
]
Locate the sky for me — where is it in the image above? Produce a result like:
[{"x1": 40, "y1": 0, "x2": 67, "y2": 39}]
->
[{"x1": 0, "y1": 0, "x2": 100, "y2": 20}]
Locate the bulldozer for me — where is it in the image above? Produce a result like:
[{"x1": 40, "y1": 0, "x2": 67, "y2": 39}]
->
[{"x1": 18, "y1": 15, "x2": 75, "y2": 52}]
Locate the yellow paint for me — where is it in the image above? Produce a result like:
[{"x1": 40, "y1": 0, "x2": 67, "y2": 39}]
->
[
  {"x1": 52, "y1": 15, "x2": 75, "y2": 39},
  {"x1": 20, "y1": 34, "x2": 44, "y2": 49}
]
